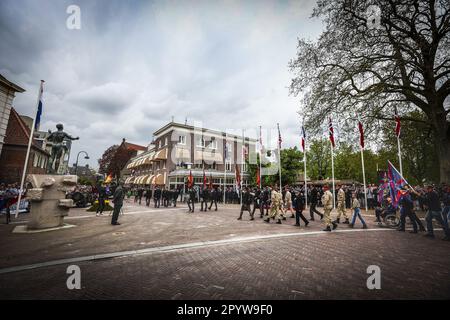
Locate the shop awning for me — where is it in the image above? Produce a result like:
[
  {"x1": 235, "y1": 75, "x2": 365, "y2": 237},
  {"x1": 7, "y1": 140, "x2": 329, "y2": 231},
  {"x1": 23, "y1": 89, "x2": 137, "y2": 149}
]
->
[
  {"x1": 153, "y1": 173, "x2": 166, "y2": 185},
  {"x1": 153, "y1": 148, "x2": 168, "y2": 160}
]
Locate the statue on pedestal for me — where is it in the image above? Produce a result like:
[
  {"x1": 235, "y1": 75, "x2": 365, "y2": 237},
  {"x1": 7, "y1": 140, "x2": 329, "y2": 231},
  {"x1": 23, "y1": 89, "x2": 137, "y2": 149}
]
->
[{"x1": 46, "y1": 123, "x2": 79, "y2": 174}]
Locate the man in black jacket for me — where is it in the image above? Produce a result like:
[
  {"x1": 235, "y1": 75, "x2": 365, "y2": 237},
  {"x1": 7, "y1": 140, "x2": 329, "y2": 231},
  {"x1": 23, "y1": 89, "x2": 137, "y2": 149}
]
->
[
  {"x1": 293, "y1": 190, "x2": 309, "y2": 227},
  {"x1": 200, "y1": 187, "x2": 210, "y2": 211},
  {"x1": 96, "y1": 183, "x2": 107, "y2": 216},
  {"x1": 111, "y1": 183, "x2": 124, "y2": 226},
  {"x1": 238, "y1": 187, "x2": 254, "y2": 220},
  {"x1": 153, "y1": 187, "x2": 161, "y2": 208},
  {"x1": 309, "y1": 186, "x2": 324, "y2": 221},
  {"x1": 411, "y1": 185, "x2": 450, "y2": 240},
  {"x1": 187, "y1": 187, "x2": 196, "y2": 213},
  {"x1": 209, "y1": 186, "x2": 218, "y2": 211}
]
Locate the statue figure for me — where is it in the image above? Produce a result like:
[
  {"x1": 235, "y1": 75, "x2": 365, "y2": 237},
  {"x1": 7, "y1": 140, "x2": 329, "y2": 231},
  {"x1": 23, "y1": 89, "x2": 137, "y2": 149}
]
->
[{"x1": 46, "y1": 123, "x2": 79, "y2": 174}]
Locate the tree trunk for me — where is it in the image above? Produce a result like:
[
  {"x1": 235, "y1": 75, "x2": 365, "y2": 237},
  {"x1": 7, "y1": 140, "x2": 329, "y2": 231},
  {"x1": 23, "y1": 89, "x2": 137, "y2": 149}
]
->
[
  {"x1": 437, "y1": 136, "x2": 450, "y2": 184},
  {"x1": 435, "y1": 115, "x2": 450, "y2": 184}
]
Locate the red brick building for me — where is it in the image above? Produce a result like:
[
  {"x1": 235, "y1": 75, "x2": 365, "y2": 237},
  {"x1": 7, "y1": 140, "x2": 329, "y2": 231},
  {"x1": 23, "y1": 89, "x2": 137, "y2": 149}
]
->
[{"x1": 0, "y1": 107, "x2": 50, "y2": 184}]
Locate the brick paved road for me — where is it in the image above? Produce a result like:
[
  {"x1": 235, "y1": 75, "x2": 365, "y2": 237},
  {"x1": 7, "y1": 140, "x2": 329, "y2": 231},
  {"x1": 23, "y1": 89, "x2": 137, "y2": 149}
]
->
[{"x1": 0, "y1": 201, "x2": 449, "y2": 299}]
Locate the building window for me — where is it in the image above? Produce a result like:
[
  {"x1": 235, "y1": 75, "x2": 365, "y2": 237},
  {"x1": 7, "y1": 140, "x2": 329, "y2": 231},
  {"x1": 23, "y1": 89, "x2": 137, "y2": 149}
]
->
[
  {"x1": 178, "y1": 135, "x2": 186, "y2": 145},
  {"x1": 243, "y1": 163, "x2": 248, "y2": 172},
  {"x1": 225, "y1": 142, "x2": 232, "y2": 160},
  {"x1": 164, "y1": 137, "x2": 168, "y2": 146},
  {"x1": 158, "y1": 140, "x2": 162, "y2": 149},
  {"x1": 209, "y1": 139, "x2": 217, "y2": 149},
  {"x1": 196, "y1": 137, "x2": 206, "y2": 148},
  {"x1": 225, "y1": 162, "x2": 231, "y2": 171}
]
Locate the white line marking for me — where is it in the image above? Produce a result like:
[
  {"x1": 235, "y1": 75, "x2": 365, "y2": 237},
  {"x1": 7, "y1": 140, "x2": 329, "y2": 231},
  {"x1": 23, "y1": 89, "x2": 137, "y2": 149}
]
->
[{"x1": 0, "y1": 228, "x2": 395, "y2": 275}]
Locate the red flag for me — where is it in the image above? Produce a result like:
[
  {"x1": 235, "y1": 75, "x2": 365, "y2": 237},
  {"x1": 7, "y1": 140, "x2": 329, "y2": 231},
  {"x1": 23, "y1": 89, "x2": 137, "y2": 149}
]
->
[
  {"x1": 187, "y1": 170, "x2": 193, "y2": 188},
  {"x1": 203, "y1": 169, "x2": 207, "y2": 188},
  {"x1": 301, "y1": 126, "x2": 306, "y2": 152},
  {"x1": 328, "y1": 118, "x2": 335, "y2": 148},
  {"x1": 235, "y1": 164, "x2": 241, "y2": 188},
  {"x1": 256, "y1": 167, "x2": 260, "y2": 186},
  {"x1": 358, "y1": 120, "x2": 364, "y2": 149},
  {"x1": 395, "y1": 114, "x2": 401, "y2": 137}
]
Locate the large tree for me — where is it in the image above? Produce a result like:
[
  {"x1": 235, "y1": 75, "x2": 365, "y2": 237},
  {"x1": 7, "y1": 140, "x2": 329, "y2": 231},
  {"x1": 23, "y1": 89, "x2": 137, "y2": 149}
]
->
[{"x1": 289, "y1": 0, "x2": 450, "y2": 183}]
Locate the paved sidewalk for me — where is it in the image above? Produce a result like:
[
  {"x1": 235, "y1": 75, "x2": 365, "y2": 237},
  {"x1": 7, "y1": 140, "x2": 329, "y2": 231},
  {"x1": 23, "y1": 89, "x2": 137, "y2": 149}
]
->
[{"x1": 0, "y1": 201, "x2": 449, "y2": 299}]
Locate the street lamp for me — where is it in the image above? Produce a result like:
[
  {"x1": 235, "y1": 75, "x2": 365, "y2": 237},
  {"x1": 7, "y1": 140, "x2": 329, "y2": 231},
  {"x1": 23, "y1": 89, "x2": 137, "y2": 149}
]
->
[{"x1": 74, "y1": 151, "x2": 89, "y2": 176}]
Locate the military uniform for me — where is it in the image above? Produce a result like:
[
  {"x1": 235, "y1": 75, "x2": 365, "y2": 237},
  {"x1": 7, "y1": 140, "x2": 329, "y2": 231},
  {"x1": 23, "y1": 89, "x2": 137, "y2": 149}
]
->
[
  {"x1": 322, "y1": 189, "x2": 337, "y2": 231},
  {"x1": 251, "y1": 188, "x2": 261, "y2": 217},
  {"x1": 187, "y1": 188, "x2": 196, "y2": 212},
  {"x1": 153, "y1": 187, "x2": 161, "y2": 208},
  {"x1": 285, "y1": 189, "x2": 294, "y2": 218},
  {"x1": 335, "y1": 188, "x2": 349, "y2": 223},
  {"x1": 200, "y1": 188, "x2": 210, "y2": 211},
  {"x1": 209, "y1": 188, "x2": 218, "y2": 211},
  {"x1": 265, "y1": 189, "x2": 282, "y2": 224},
  {"x1": 238, "y1": 189, "x2": 253, "y2": 220}
]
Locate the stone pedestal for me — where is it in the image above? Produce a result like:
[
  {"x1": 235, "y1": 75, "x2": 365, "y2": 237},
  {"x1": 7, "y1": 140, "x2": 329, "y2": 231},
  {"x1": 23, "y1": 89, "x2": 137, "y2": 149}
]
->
[{"x1": 27, "y1": 174, "x2": 78, "y2": 229}]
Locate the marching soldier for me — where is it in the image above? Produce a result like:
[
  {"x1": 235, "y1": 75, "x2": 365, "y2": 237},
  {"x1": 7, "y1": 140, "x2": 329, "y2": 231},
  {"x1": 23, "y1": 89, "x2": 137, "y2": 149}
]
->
[
  {"x1": 238, "y1": 187, "x2": 254, "y2": 220},
  {"x1": 264, "y1": 186, "x2": 282, "y2": 224},
  {"x1": 261, "y1": 186, "x2": 271, "y2": 217},
  {"x1": 293, "y1": 190, "x2": 309, "y2": 227},
  {"x1": 200, "y1": 186, "x2": 210, "y2": 211},
  {"x1": 187, "y1": 187, "x2": 196, "y2": 213},
  {"x1": 334, "y1": 184, "x2": 349, "y2": 224},
  {"x1": 251, "y1": 187, "x2": 261, "y2": 217},
  {"x1": 284, "y1": 186, "x2": 294, "y2": 218},
  {"x1": 153, "y1": 186, "x2": 161, "y2": 208},
  {"x1": 322, "y1": 184, "x2": 337, "y2": 231},
  {"x1": 172, "y1": 188, "x2": 179, "y2": 207},
  {"x1": 209, "y1": 186, "x2": 219, "y2": 211},
  {"x1": 309, "y1": 186, "x2": 324, "y2": 221}
]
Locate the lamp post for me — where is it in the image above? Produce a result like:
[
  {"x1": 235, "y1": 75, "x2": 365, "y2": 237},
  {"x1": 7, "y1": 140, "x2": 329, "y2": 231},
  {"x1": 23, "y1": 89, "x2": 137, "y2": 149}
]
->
[{"x1": 74, "y1": 151, "x2": 89, "y2": 176}]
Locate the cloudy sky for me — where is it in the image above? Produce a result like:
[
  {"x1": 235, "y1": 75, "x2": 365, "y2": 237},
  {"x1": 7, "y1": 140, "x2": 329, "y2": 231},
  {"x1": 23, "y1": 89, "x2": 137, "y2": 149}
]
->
[{"x1": 0, "y1": 0, "x2": 323, "y2": 169}]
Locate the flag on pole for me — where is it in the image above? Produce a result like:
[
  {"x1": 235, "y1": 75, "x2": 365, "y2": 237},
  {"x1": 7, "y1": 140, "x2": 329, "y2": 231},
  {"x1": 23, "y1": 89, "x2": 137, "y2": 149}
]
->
[
  {"x1": 394, "y1": 111, "x2": 401, "y2": 137},
  {"x1": 387, "y1": 161, "x2": 410, "y2": 208},
  {"x1": 35, "y1": 84, "x2": 44, "y2": 131},
  {"x1": 256, "y1": 167, "x2": 260, "y2": 186},
  {"x1": 188, "y1": 170, "x2": 193, "y2": 188},
  {"x1": 105, "y1": 173, "x2": 113, "y2": 183},
  {"x1": 358, "y1": 120, "x2": 364, "y2": 149},
  {"x1": 301, "y1": 126, "x2": 306, "y2": 152},
  {"x1": 235, "y1": 164, "x2": 241, "y2": 189},
  {"x1": 328, "y1": 117, "x2": 335, "y2": 148},
  {"x1": 209, "y1": 174, "x2": 213, "y2": 189}
]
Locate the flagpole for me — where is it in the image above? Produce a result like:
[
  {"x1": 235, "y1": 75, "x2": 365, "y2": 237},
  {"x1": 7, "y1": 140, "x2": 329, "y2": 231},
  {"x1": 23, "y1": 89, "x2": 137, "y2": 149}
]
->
[
  {"x1": 330, "y1": 142, "x2": 336, "y2": 210},
  {"x1": 303, "y1": 143, "x2": 308, "y2": 209},
  {"x1": 277, "y1": 123, "x2": 282, "y2": 191},
  {"x1": 15, "y1": 80, "x2": 44, "y2": 218},
  {"x1": 301, "y1": 122, "x2": 307, "y2": 209},
  {"x1": 360, "y1": 146, "x2": 368, "y2": 212},
  {"x1": 259, "y1": 126, "x2": 262, "y2": 189},
  {"x1": 241, "y1": 129, "x2": 244, "y2": 206},
  {"x1": 397, "y1": 135, "x2": 403, "y2": 177},
  {"x1": 223, "y1": 135, "x2": 227, "y2": 204}
]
